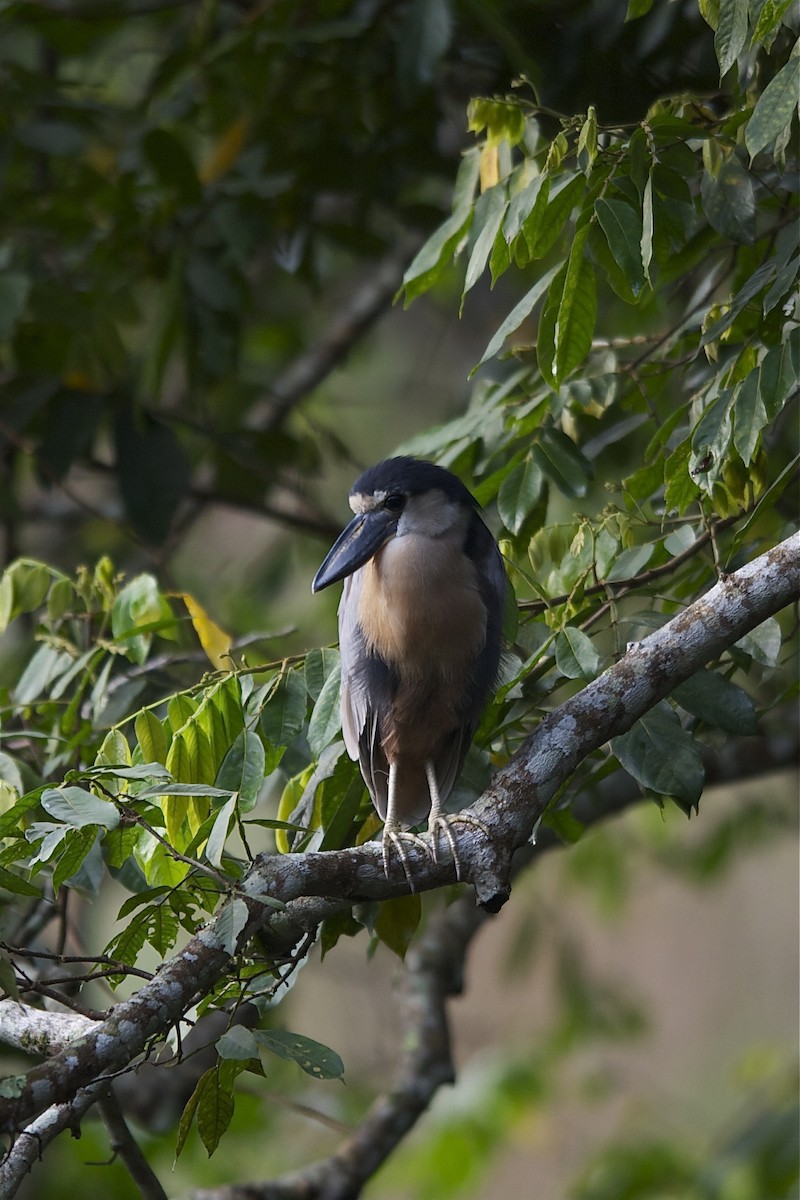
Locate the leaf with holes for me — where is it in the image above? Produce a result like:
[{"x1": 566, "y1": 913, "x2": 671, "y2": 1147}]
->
[{"x1": 254, "y1": 1029, "x2": 344, "y2": 1081}]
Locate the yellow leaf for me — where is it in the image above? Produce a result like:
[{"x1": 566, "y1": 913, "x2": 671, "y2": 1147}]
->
[
  {"x1": 200, "y1": 117, "x2": 249, "y2": 184},
  {"x1": 479, "y1": 144, "x2": 500, "y2": 191},
  {"x1": 178, "y1": 593, "x2": 232, "y2": 667}
]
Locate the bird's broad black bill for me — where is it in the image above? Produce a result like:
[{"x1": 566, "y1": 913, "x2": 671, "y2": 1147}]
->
[{"x1": 312, "y1": 508, "x2": 399, "y2": 592}]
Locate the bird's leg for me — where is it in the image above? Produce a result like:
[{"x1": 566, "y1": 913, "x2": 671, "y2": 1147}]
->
[
  {"x1": 382, "y1": 762, "x2": 427, "y2": 890},
  {"x1": 426, "y1": 762, "x2": 489, "y2": 883}
]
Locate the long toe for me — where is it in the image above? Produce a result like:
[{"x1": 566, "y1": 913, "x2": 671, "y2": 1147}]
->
[
  {"x1": 382, "y1": 828, "x2": 428, "y2": 891},
  {"x1": 429, "y1": 813, "x2": 491, "y2": 883}
]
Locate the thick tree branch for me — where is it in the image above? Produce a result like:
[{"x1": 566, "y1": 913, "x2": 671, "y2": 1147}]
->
[{"x1": 0, "y1": 532, "x2": 797, "y2": 1144}]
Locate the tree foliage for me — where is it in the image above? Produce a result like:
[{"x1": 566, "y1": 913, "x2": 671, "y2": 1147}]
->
[{"x1": 0, "y1": 1, "x2": 797, "y2": 1198}]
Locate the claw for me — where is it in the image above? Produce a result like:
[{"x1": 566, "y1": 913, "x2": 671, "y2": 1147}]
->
[
  {"x1": 429, "y1": 812, "x2": 490, "y2": 883},
  {"x1": 382, "y1": 825, "x2": 427, "y2": 891}
]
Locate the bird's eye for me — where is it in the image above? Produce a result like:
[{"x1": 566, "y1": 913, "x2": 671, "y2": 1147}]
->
[{"x1": 383, "y1": 493, "x2": 405, "y2": 513}]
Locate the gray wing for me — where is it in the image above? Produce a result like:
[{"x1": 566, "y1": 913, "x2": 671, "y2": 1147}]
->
[
  {"x1": 338, "y1": 570, "x2": 391, "y2": 817},
  {"x1": 464, "y1": 515, "x2": 507, "y2": 729},
  {"x1": 433, "y1": 515, "x2": 507, "y2": 807}
]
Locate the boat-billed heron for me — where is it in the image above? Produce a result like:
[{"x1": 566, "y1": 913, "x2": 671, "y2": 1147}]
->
[{"x1": 312, "y1": 456, "x2": 506, "y2": 882}]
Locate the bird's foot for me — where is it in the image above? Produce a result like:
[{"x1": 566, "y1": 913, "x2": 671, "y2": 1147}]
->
[
  {"x1": 429, "y1": 812, "x2": 490, "y2": 883},
  {"x1": 381, "y1": 825, "x2": 428, "y2": 891}
]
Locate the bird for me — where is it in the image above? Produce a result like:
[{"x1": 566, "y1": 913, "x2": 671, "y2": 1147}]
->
[{"x1": 312, "y1": 456, "x2": 506, "y2": 884}]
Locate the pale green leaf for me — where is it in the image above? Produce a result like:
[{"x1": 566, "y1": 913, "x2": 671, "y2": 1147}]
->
[
  {"x1": 462, "y1": 186, "x2": 507, "y2": 302},
  {"x1": 640, "y1": 172, "x2": 654, "y2": 283},
  {"x1": 736, "y1": 617, "x2": 781, "y2": 666},
  {"x1": 205, "y1": 796, "x2": 237, "y2": 867},
  {"x1": 41, "y1": 787, "x2": 120, "y2": 831},
  {"x1": 714, "y1": 0, "x2": 749, "y2": 76},
  {"x1": 746, "y1": 56, "x2": 800, "y2": 159},
  {"x1": 216, "y1": 1026, "x2": 258, "y2": 1061}
]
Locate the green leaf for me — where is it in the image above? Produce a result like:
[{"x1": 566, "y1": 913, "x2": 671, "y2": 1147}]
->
[
  {"x1": 605, "y1": 542, "x2": 656, "y2": 583},
  {"x1": 260, "y1": 669, "x2": 307, "y2": 749},
  {"x1": 52, "y1": 827, "x2": 97, "y2": 892},
  {"x1": 689, "y1": 390, "x2": 733, "y2": 492},
  {"x1": 532, "y1": 428, "x2": 591, "y2": 498},
  {"x1": 625, "y1": 0, "x2": 654, "y2": 17},
  {"x1": 502, "y1": 173, "x2": 547, "y2": 244},
  {"x1": 14, "y1": 644, "x2": 73, "y2": 705},
  {"x1": 664, "y1": 439, "x2": 699, "y2": 515},
  {"x1": 216, "y1": 731, "x2": 265, "y2": 813},
  {"x1": 318, "y1": 754, "x2": 366, "y2": 851},
  {"x1": 541, "y1": 224, "x2": 597, "y2": 387},
  {"x1": 467, "y1": 98, "x2": 526, "y2": 146},
  {"x1": 473, "y1": 264, "x2": 559, "y2": 371},
  {"x1": 41, "y1": 787, "x2": 120, "y2": 831},
  {"x1": 304, "y1": 647, "x2": 341, "y2": 702},
  {"x1": 307, "y1": 662, "x2": 342, "y2": 756},
  {"x1": 758, "y1": 327, "x2": 800, "y2": 420},
  {"x1": 462, "y1": 185, "x2": 507, "y2": 304},
  {"x1": 497, "y1": 457, "x2": 543, "y2": 536},
  {"x1": 595, "y1": 198, "x2": 646, "y2": 298},
  {"x1": 374, "y1": 893, "x2": 422, "y2": 959},
  {"x1": 751, "y1": 0, "x2": 794, "y2": 48},
  {"x1": 254, "y1": 1029, "x2": 345, "y2": 1080},
  {"x1": 612, "y1": 702, "x2": 705, "y2": 811},
  {"x1": 746, "y1": 57, "x2": 800, "y2": 159},
  {"x1": 576, "y1": 106, "x2": 598, "y2": 173},
  {"x1": 672, "y1": 670, "x2": 758, "y2": 734},
  {"x1": 0, "y1": 866, "x2": 41, "y2": 898},
  {"x1": 0, "y1": 953, "x2": 19, "y2": 1000},
  {"x1": 134, "y1": 711, "x2": 169, "y2": 765},
  {"x1": 106, "y1": 902, "x2": 179, "y2": 967},
  {"x1": 137, "y1": 783, "x2": 233, "y2": 798},
  {"x1": 555, "y1": 628, "x2": 600, "y2": 681},
  {"x1": 732, "y1": 371, "x2": 767, "y2": 466},
  {"x1": 714, "y1": 0, "x2": 749, "y2": 76},
  {"x1": 195, "y1": 1065, "x2": 236, "y2": 1157},
  {"x1": 401, "y1": 209, "x2": 472, "y2": 305},
  {"x1": 527, "y1": 173, "x2": 584, "y2": 260},
  {"x1": 111, "y1": 574, "x2": 171, "y2": 666}
]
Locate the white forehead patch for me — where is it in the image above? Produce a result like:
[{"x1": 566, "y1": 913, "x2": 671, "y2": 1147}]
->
[{"x1": 349, "y1": 491, "x2": 384, "y2": 515}]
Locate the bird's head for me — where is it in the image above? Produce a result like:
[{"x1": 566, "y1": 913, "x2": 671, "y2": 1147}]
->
[{"x1": 311, "y1": 457, "x2": 478, "y2": 592}]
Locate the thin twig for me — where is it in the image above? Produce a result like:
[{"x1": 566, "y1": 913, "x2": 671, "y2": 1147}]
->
[{"x1": 97, "y1": 1090, "x2": 169, "y2": 1200}]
